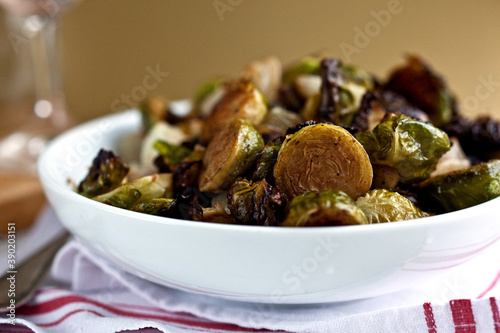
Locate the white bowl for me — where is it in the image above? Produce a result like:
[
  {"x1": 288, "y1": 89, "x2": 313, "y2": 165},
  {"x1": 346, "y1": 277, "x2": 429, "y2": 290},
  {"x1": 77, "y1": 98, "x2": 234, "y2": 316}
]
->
[{"x1": 38, "y1": 110, "x2": 500, "y2": 304}]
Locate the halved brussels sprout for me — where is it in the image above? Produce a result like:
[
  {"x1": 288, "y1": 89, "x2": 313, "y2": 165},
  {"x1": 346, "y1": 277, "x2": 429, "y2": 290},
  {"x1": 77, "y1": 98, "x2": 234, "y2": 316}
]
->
[
  {"x1": 198, "y1": 118, "x2": 264, "y2": 193},
  {"x1": 356, "y1": 113, "x2": 450, "y2": 183},
  {"x1": 200, "y1": 79, "x2": 267, "y2": 144},
  {"x1": 356, "y1": 189, "x2": 426, "y2": 223},
  {"x1": 418, "y1": 160, "x2": 500, "y2": 213},
  {"x1": 282, "y1": 190, "x2": 368, "y2": 227},
  {"x1": 93, "y1": 173, "x2": 173, "y2": 209},
  {"x1": 273, "y1": 123, "x2": 373, "y2": 201}
]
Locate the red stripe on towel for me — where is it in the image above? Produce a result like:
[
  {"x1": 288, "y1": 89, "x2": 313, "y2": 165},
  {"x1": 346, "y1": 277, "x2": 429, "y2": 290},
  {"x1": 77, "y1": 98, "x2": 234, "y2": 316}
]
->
[
  {"x1": 423, "y1": 302, "x2": 437, "y2": 333},
  {"x1": 449, "y1": 299, "x2": 476, "y2": 333},
  {"x1": 18, "y1": 294, "x2": 267, "y2": 332},
  {"x1": 490, "y1": 298, "x2": 500, "y2": 333}
]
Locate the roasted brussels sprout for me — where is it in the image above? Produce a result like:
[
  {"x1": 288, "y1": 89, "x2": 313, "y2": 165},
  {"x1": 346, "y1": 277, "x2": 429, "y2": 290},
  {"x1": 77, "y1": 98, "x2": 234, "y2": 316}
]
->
[
  {"x1": 227, "y1": 178, "x2": 283, "y2": 226},
  {"x1": 198, "y1": 118, "x2": 264, "y2": 193},
  {"x1": 274, "y1": 123, "x2": 373, "y2": 201},
  {"x1": 302, "y1": 58, "x2": 373, "y2": 126},
  {"x1": 282, "y1": 190, "x2": 368, "y2": 227},
  {"x1": 131, "y1": 198, "x2": 174, "y2": 215},
  {"x1": 385, "y1": 55, "x2": 455, "y2": 126},
  {"x1": 200, "y1": 79, "x2": 267, "y2": 144},
  {"x1": 93, "y1": 173, "x2": 173, "y2": 209},
  {"x1": 418, "y1": 160, "x2": 500, "y2": 213},
  {"x1": 356, "y1": 189, "x2": 426, "y2": 223},
  {"x1": 78, "y1": 149, "x2": 129, "y2": 198},
  {"x1": 356, "y1": 113, "x2": 450, "y2": 183}
]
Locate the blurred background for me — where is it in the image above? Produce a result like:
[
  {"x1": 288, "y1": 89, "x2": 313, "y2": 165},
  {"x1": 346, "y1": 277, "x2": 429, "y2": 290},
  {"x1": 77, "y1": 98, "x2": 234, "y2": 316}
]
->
[
  {"x1": 60, "y1": 0, "x2": 500, "y2": 121},
  {"x1": 2, "y1": 0, "x2": 500, "y2": 123}
]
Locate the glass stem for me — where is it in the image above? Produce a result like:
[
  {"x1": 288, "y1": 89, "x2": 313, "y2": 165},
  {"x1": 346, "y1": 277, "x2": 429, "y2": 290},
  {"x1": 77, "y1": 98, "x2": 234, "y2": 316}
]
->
[{"x1": 26, "y1": 15, "x2": 67, "y2": 129}]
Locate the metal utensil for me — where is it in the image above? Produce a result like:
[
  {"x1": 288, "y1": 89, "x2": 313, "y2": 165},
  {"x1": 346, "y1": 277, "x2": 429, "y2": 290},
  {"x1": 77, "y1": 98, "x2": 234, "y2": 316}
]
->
[{"x1": 0, "y1": 231, "x2": 70, "y2": 311}]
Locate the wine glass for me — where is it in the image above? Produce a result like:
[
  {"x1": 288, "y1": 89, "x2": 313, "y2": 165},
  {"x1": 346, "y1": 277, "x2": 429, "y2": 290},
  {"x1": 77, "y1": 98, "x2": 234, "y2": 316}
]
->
[{"x1": 0, "y1": 0, "x2": 75, "y2": 174}]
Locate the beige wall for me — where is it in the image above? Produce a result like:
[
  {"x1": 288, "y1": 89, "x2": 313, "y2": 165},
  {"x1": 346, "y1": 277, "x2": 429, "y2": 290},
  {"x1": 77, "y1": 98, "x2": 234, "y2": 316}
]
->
[{"x1": 55, "y1": 0, "x2": 500, "y2": 121}]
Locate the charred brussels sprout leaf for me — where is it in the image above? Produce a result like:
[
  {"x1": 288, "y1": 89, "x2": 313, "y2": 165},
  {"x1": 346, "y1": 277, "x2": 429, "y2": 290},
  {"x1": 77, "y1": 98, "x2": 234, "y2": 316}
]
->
[
  {"x1": 441, "y1": 115, "x2": 500, "y2": 161},
  {"x1": 282, "y1": 190, "x2": 368, "y2": 227},
  {"x1": 356, "y1": 113, "x2": 450, "y2": 183},
  {"x1": 93, "y1": 173, "x2": 173, "y2": 209},
  {"x1": 131, "y1": 198, "x2": 174, "y2": 215},
  {"x1": 198, "y1": 118, "x2": 264, "y2": 193},
  {"x1": 385, "y1": 55, "x2": 455, "y2": 126},
  {"x1": 158, "y1": 188, "x2": 203, "y2": 221},
  {"x1": 154, "y1": 140, "x2": 192, "y2": 171},
  {"x1": 417, "y1": 160, "x2": 500, "y2": 213},
  {"x1": 78, "y1": 149, "x2": 129, "y2": 198},
  {"x1": 356, "y1": 189, "x2": 426, "y2": 223},
  {"x1": 274, "y1": 123, "x2": 373, "y2": 201},
  {"x1": 227, "y1": 178, "x2": 284, "y2": 226},
  {"x1": 173, "y1": 160, "x2": 202, "y2": 195}
]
